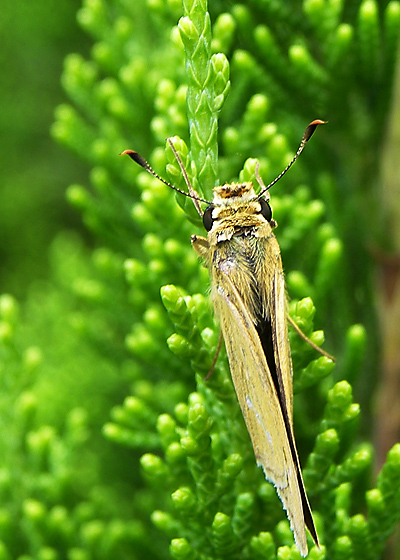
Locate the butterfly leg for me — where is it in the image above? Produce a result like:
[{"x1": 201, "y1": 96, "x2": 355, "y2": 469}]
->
[{"x1": 287, "y1": 314, "x2": 335, "y2": 362}]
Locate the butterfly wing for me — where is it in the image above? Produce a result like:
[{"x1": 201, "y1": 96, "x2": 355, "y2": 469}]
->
[
  {"x1": 212, "y1": 265, "x2": 315, "y2": 556},
  {"x1": 270, "y1": 266, "x2": 319, "y2": 551}
]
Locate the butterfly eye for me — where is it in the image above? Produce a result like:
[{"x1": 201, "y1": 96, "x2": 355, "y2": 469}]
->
[
  {"x1": 203, "y1": 206, "x2": 214, "y2": 231},
  {"x1": 259, "y1": 198, "x2": 272, "y2": 222}
]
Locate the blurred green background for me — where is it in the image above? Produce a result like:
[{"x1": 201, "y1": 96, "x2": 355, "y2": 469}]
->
[{"x1": 0, "y1": 0, "x2": 91, "y2": 297}]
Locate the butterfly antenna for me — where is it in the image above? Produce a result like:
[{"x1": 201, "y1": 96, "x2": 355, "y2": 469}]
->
[
  {"x1": 258, "y1": 119, "x2": 327, "y2": 199},
  {"x1": 121, "y1": 144, "x2": 211, "y2": 216}
]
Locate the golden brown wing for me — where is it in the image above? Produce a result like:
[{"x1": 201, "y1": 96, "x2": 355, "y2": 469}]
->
[
  {"x1": 270, "y1": 266, "x2": 319, "y2": 552},
  {"x1": 212, "y1": 268, "x2": 312, "y2": 555}
]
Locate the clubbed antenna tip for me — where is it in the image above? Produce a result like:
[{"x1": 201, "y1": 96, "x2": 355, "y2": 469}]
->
[
  {"x1": 304, "y1": 119, "x2": 327, "y2": 142},
  {"x1": 120, "y1": 149, "x2": 149, "y2": 170}
]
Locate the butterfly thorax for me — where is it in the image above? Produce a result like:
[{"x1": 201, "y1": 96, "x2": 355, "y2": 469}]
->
[
  {"x1": 208, "y1": 182, "x2": 276, "y2": 245},
  {"x1": 205, "y1": 182, "x2": 281, "y2": 325}
]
